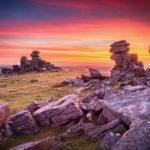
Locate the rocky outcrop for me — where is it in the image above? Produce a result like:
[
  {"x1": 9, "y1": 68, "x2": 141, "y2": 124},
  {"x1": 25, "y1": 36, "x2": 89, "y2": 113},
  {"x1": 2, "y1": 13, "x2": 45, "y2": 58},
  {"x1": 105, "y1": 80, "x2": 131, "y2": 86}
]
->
[
  {"x1": 33, "y1": 94, "x2": 83, "y2": 127},
  {"x1": 110, "y1": 40, "x2": 145, "y2": 82},
  {"x1": 11, "y1": 110, "x2": 39, "y2": 134},
  {"x1": 113, "y1": 119, "x2": 150, "y2": 150},
  {"x1": 1, "y1": 51, "x2": 60, "y2": 75}
]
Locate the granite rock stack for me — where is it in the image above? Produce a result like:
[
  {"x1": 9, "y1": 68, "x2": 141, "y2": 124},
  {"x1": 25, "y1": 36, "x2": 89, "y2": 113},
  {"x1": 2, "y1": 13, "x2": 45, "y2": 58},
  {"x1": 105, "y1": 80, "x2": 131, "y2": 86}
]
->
[
  {"x1": 110, "y1": 40, "x2": 145, "y2": 82},
  {"x1": 2, "y1": 51, "x2": 60, "y2": 74}
]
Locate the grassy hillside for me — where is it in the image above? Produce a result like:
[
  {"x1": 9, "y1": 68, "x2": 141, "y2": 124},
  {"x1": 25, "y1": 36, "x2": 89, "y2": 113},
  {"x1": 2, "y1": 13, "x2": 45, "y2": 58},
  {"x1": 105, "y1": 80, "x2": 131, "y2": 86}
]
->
[
  {"x1": 0, "y1": 68, "x2": 88, "y2": 111},
  {"x1": 0, "y1": 68, "x2": 107, "y2": 150}
]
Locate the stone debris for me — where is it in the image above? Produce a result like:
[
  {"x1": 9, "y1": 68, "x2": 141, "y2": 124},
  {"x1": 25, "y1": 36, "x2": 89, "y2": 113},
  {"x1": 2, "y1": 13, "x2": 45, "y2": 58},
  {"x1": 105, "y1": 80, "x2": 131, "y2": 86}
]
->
[
  {"x1": 1, "y1": 50, "x2": 60, "y2": 74},
  {"x1": 10, "y1": 110, "x2": 39, "y2": 134},
  {"x1": 33, "y1": 94, "x2": 83, "y2": 127}
]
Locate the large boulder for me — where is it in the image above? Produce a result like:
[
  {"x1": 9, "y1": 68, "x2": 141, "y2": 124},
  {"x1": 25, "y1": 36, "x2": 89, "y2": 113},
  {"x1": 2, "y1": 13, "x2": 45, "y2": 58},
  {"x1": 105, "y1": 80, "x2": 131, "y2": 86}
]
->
[
  {"x1": 113, "y1": 119, "x2": 150, "y2": 150},
  {"x1": 11, "y1": 110, "x2": 39, "y2": 134},
  {"x1": 33, "y1": 94, "x2": 83, "y2": 127},
  {"x1": 101, "y1": 87, "x2": 150, "y2": 126}
]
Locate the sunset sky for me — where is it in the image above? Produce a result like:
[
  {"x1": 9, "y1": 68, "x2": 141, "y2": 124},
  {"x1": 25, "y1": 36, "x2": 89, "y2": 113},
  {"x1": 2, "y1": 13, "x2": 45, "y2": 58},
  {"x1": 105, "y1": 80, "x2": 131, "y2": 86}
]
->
[{"x1": 1, "y1": 0, "x2": 150, "y2": 71}]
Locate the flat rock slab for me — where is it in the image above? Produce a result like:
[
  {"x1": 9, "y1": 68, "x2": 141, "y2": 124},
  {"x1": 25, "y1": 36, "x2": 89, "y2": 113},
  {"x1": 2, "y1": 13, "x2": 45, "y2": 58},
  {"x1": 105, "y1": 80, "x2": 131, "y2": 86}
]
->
[
  {"x1": 101, "y1": 87, "x2": 150, "y2": 125},
  {"x1": 33, "y1": 94, "x2": 83, "y2": 127}
]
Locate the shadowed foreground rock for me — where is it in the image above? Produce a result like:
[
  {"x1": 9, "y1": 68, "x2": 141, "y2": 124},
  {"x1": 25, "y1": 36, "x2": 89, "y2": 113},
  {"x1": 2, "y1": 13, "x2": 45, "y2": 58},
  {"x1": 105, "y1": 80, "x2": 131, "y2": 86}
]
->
[{"x1": 113, "y1": 119, "x2": 150, "y2": 150}]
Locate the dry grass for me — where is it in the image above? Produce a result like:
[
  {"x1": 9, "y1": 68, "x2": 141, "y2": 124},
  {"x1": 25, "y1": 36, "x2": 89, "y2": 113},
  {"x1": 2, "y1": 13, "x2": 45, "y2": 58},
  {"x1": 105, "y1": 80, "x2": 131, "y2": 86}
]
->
[
  {"x1": 0, "y1": 67, "x2": 107, "y2": 150},
  {"x1": 0, "y1": 68, "x2": 88, "y2": 111}
]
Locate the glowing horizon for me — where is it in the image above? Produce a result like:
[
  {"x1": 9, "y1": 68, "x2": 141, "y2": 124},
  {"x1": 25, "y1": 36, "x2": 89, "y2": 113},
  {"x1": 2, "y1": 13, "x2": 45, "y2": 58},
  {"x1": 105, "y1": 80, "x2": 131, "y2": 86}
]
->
[{"x1": 1, "y1": 0, "x2": 150, "y2": 70}]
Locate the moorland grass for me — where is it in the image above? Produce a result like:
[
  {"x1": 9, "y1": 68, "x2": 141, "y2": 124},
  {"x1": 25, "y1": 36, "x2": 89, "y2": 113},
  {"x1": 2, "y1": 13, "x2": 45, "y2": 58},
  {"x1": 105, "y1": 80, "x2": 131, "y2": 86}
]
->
[{"x1": 0, "y1": 68, "x2": 107, "y2": 150}]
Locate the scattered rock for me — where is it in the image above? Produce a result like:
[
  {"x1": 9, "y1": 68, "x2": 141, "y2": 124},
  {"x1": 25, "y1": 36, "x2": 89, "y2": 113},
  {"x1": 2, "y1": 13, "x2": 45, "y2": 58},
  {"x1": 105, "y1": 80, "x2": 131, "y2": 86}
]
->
[
  {"x1": 89, "y1": 68, "x2": 103, "y2": 79},
  {"x1": 33, "y1": 94, "x2": 83, "y2": 127},
  {"x1": 0, "y1": 103, "x2": 10, "y2": 127},
  {"x1": 88, "y1": 119, "x2": 121, "y2": 140},
  {"x1": 11, "y1": 110, "x2": 39, "y2": 134}
]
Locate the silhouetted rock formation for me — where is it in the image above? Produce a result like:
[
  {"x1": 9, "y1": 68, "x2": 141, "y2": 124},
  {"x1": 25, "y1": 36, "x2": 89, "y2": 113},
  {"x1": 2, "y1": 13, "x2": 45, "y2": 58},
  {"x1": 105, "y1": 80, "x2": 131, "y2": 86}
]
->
[
  {"x1": 1, "y1": 51, "x2": 60, "y2": 74},
  {"x1": 110, "y1": 40, "x2": 145, "y2": 82}
]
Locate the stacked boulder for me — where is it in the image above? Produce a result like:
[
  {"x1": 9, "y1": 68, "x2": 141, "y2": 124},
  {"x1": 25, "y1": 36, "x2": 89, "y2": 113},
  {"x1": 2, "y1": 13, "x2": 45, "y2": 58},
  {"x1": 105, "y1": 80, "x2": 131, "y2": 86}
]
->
[
  {"x1": 1, "y1": 51, "x2": 60, "y2": 74},
  {"x1": 110, "y1": 40, "x2": 145, "y2": 82}
]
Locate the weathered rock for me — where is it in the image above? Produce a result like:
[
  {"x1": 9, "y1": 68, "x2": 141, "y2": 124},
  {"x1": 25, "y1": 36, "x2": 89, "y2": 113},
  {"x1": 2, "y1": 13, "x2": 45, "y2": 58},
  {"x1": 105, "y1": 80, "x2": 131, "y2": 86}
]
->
[
  {"x1": 110, "y1": 40, "x2": 145, "y2": 82},
  {"x1": 75, "y1": 85, "x2": 91, "y2": 94},
  {"x1": 102, "y1": 87, "x2": 150, "y2": 126},
  {"x1": 62, "y1": 78, "x2": 84, "y2": 86},
  {"x1": 24, "y1": 101, "x2": 40, "y2": 113},
  {"x1": 123, "y1": 85, "x2": 146, "y2": 92},
  {"x1": 11, "y1": 110, "x2": 39, "y2": 134},
  {"x1": 2, "y1": 51, "x2": 60, "y2": 75},
  {"x1": 5, "y1": 123, "x2": 13, "y2": 137},
  {"x1": 88, "y1": 119, "x2": 121, "y2": 140},
  {"x1": 81, "y1": 74, "x2": 91, "y2": 82},
  {"x1": 89, "y1": 68, "x2": 103, "y2": 79},
  {"x1": 1, "y1": 67, "x2": 13, "y2": 74},
  {"x1": 33, "y1": 94, "x2": 83, "y2": 127},
  {"x1": 146, "y1": 68, "x2": 150, "y2": 76},
  {"x1": 100, "y1": 132, "x2": 121, "y2": 150},
  {"x1": 133, "y1": 77, "x2": 147, "y2": 85},
  {"x1": 71, "y1": 121, "x2": 94, "y2": 133},
  {"x1": 0, "y1": 103, "x2": 10, "y2": 127},
  {"x1": 113, "y1": 119, "x2": 150, "y2": 150},
  {"x1": 98, "y1": 113, "x2": 108, "y2": 125},
  {"x1": 9, "y1": 136, "x2": 61, "y2": 150}
]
